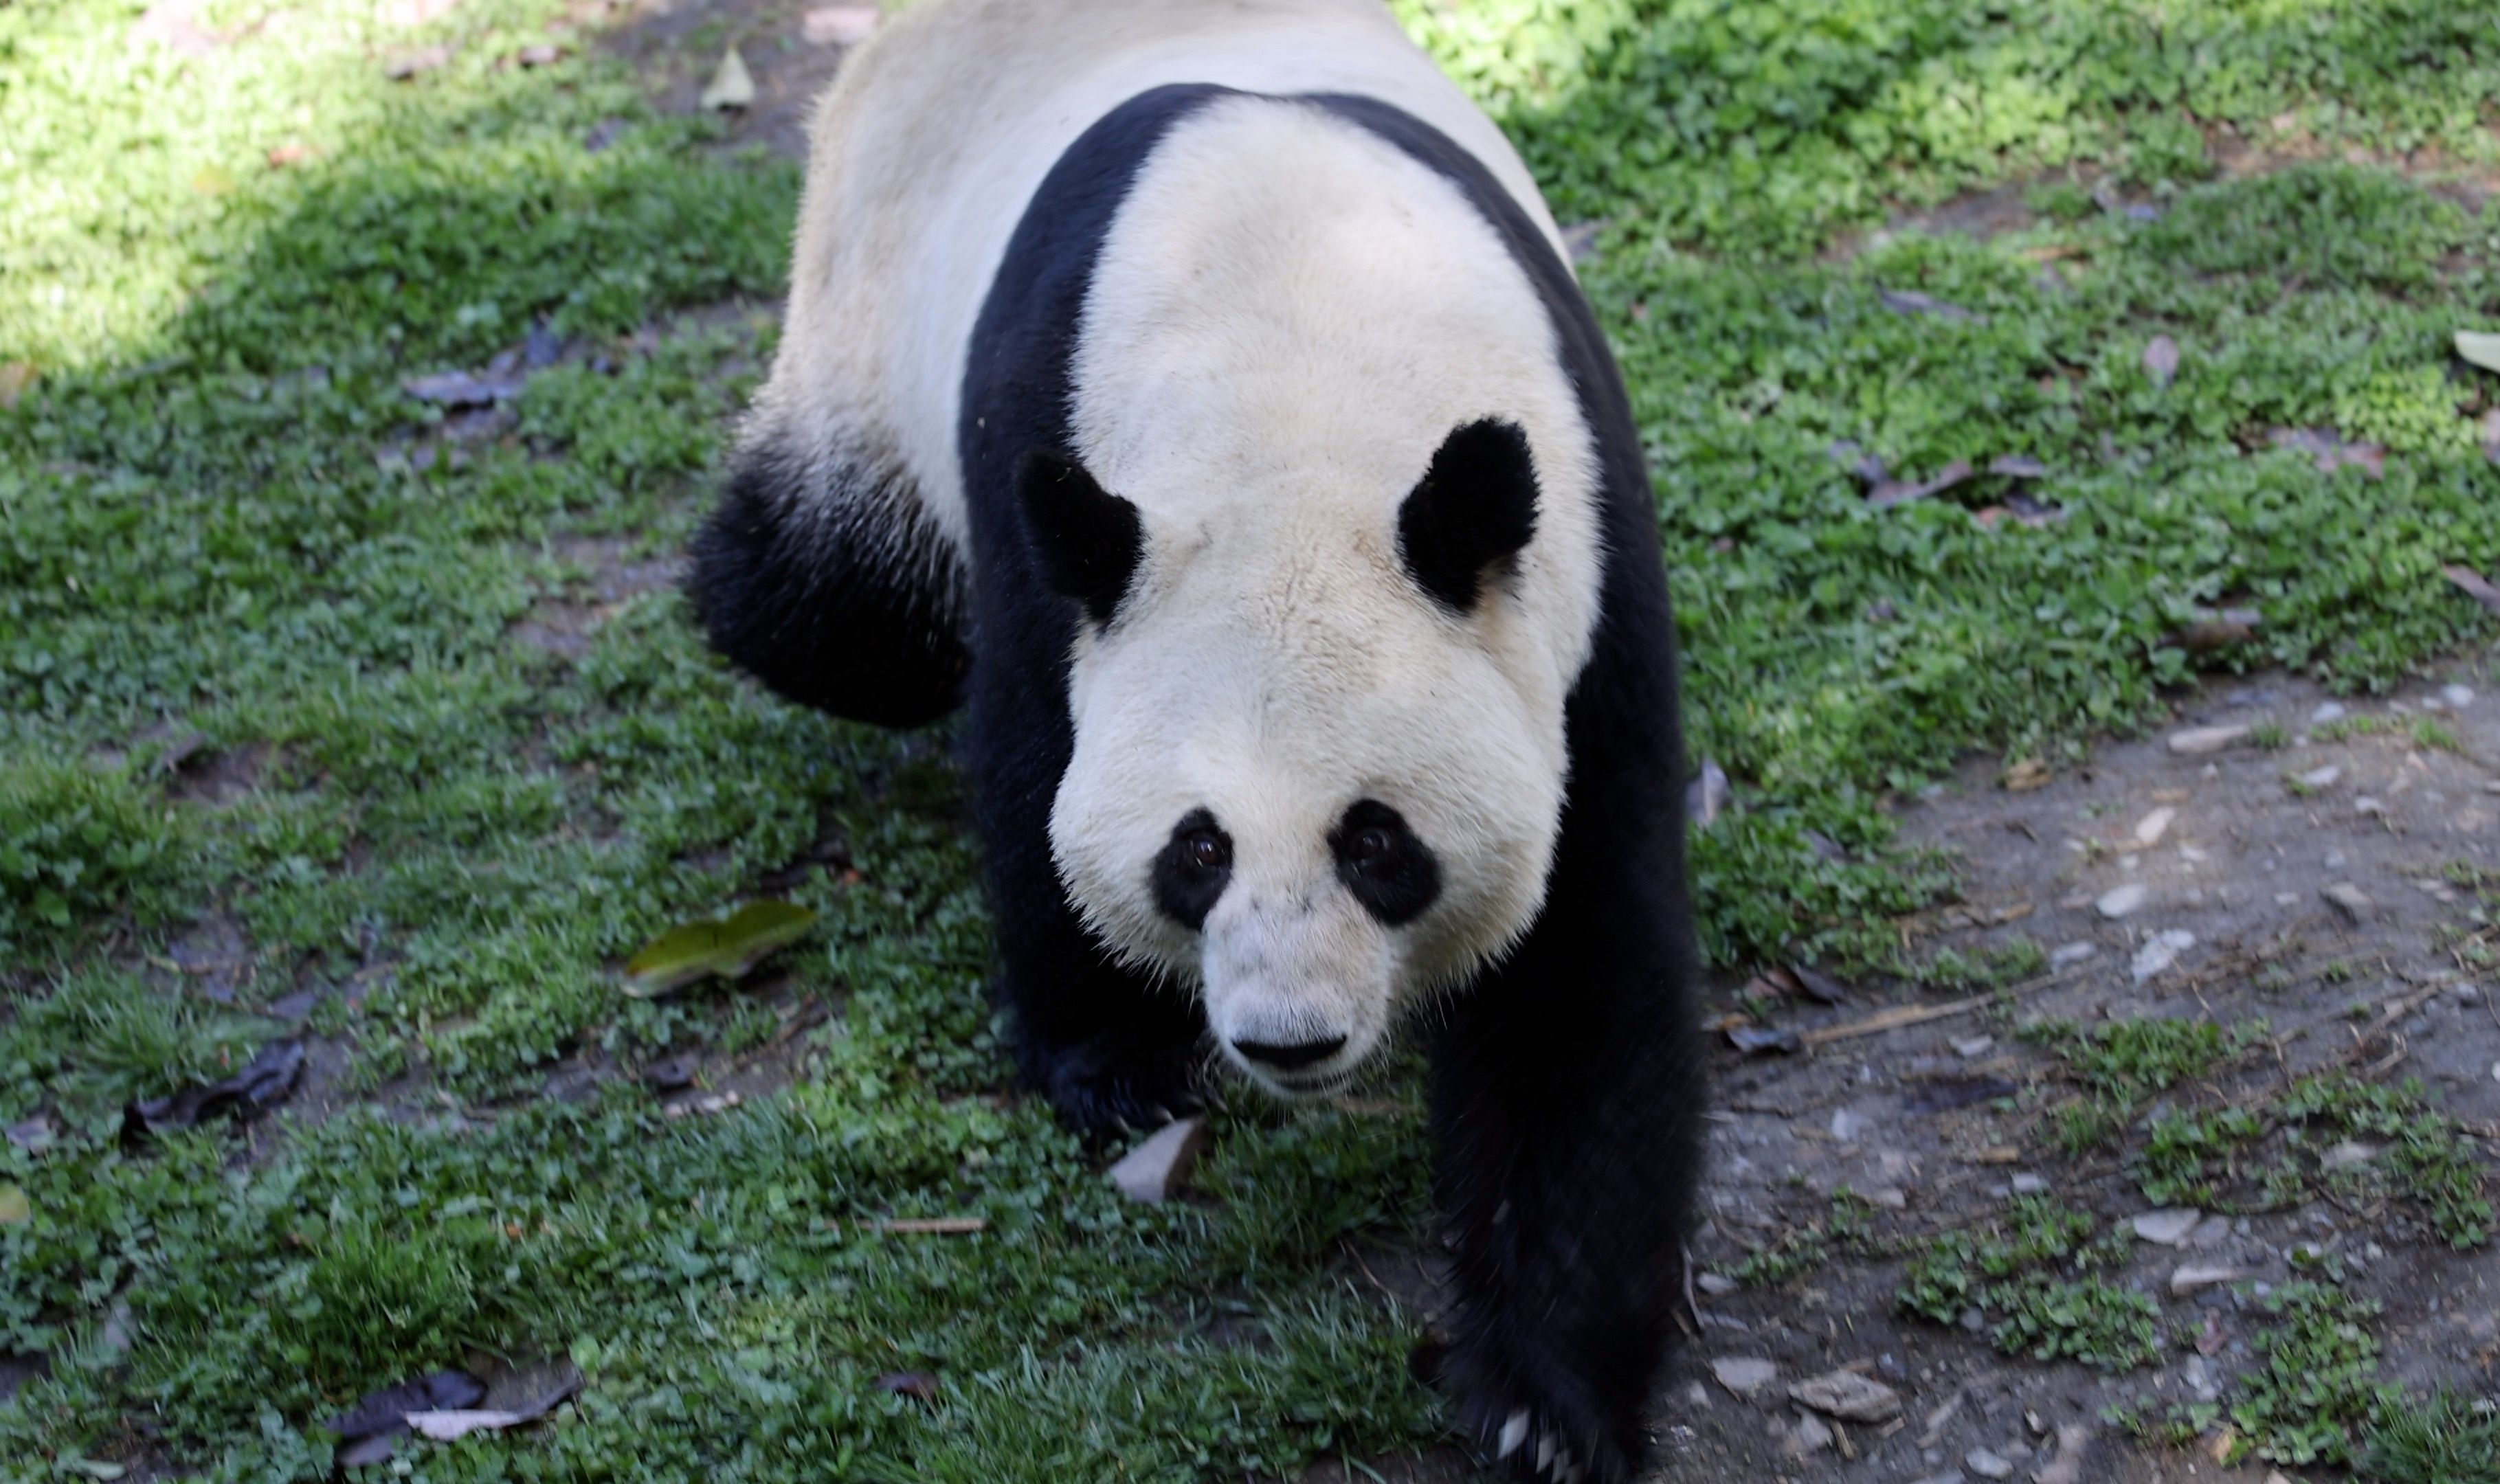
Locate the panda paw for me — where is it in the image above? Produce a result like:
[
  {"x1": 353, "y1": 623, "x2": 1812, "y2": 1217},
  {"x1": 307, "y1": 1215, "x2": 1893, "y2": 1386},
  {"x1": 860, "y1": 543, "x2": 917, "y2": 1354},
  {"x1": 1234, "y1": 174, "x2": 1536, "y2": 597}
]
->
[
  {"x1": 1036, "y1": 1033, "x2": 1208, "y2": 1141},
  {"x1": 1436, "y1": 1343, "x2": 1638, "y2": 1484}
]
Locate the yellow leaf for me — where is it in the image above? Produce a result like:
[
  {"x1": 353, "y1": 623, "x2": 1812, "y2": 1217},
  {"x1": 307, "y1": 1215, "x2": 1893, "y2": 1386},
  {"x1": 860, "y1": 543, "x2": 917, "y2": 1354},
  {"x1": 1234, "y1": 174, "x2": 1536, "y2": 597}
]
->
[
  {"x1": 0, "y1": 1183, "x2": 30, "y2": 1226},
  {"x1": 700, "y1": 44, "x2": 754, "y2": 111},
  {"x1": 623, "y1": 900, "x2": 817, "y2": 997}
]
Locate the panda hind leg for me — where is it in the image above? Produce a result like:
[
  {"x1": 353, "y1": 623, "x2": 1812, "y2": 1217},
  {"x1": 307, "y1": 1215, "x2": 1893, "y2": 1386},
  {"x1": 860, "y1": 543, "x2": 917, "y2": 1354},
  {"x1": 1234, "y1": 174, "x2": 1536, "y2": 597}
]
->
[{"x1": 689, "y1": 431, "x2": 968, "y2": 728}]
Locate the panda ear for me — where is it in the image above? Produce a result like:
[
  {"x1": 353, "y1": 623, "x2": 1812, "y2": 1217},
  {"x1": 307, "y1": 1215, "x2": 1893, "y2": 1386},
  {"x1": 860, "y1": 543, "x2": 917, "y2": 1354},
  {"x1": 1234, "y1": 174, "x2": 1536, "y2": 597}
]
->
[
  {"x1": 1018, "y1": 447, "x2": 1143, "y2": 627},
  {"x1": 1397, "y1": 418, "x2": 1539, "y2": 614}
]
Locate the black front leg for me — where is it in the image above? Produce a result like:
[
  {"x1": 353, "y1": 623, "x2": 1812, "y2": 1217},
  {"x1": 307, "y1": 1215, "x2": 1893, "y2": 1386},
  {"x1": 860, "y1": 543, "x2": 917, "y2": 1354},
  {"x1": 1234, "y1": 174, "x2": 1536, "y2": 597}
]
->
[{"x1": 1427, "y1": 839, "x2": 1704, "y2": 1483}]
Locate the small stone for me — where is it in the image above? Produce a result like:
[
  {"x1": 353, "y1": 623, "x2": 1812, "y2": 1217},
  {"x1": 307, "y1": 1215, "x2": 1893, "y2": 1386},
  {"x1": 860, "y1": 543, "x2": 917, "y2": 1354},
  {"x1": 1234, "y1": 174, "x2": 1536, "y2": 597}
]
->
[
  {"x1": 2444, "y1": 684, "x2": 2476, "y2": 709},
  {"x1": 2131, "y1": 929, "x2": 2195, "y2": 983},
  {"x1": 2131, "y1": 1208, "x2": 2202, "y2": 1245},
  {"x1": 1697, "y1": 1272, "x2": 1741, "y2": 1296},
  {"x1": 2049, "y1": 941, "x2": 2097, "y2": 969},
  {"x1": 2355, "y1": 795, "x2": 2387, "y2": 817},
  {"x1": 2322, "y1": 882, "x2": 2371, "y2": 921},
  {"x1": 1107, "y1": 1117, "x2": 1207, "y2": 1204},
  {"x1": 1864, "y1": 1187, "x2": 1908, "y2": 1210},
  {"x1": 2095, "y1": 883, "x2": 2149, "y2": 919},
  {"x1": 2319, "y1": 1140, "x2": 2379, "y2": 1171},
  {"x1": 1710, "y1": 1356, "x2": 1779, "y2": 1399},
  {"x1": 1965, "y1": 1446, "x2": 2014, "y2": 1480},
  {"x1": 1684, "y1": 1381, "x2": 1710, "y2": 1408},
  {"x1": 1789, "y1": 1367, "x2": 1904, "y2": 1423},
  {"x1": 2171, "y1": 1264, "x2": 2246, "y2": 1295},
  {"x1": 801, "y1": 3, "x2": 879, "y2": 45},
  {"x1": 2133, "y1": 806, "x2": 2178, "y2": 846},
  {"x1": 1783, "y1": 1410, "x2": 1835, "y2": 1457},
  {"x1": 2168, "y1": 724, "x2": 2250, "y2": 755},
  {"x1": 1909, "y1": 1475, "x2": 1965, "y2": 1484},
  {"x1": 1830, "y1": 1108, "x2": 1871, "y2": 1143},
  {"x1": 2324, "y1": 847, "x2": 2347, "y2": 870},
  {"x1": 2011, "y1": 1173, "x2": 2048, "y2": 1195},
  {"x1": 2187, "y1": 1215, "x2": 2234, "y2": 1248},
  {"x1": 1952, "y1": 1035, "x2": 1996, "y2": 1058},
  {"x1": 1958, "y1": 1306, "x2": 1985, "y2": 1331},
  {"x1": 2311, "y1": 701, "x2": 2347, "y2": 723},
  {"x1": 2181, "y1": 1354, "x2": 2220, "y2": 1404},
  {"x1": 2297, "y1": 765, "x2": 2341, "y2": 789}
]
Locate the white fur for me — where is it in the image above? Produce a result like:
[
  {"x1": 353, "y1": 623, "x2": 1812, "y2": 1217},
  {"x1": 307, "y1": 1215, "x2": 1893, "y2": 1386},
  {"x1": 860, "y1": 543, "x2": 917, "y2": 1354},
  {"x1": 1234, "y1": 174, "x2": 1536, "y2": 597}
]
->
[{"x1": 1047, "y1": 98, "x2": 1601, "y2": 1090}]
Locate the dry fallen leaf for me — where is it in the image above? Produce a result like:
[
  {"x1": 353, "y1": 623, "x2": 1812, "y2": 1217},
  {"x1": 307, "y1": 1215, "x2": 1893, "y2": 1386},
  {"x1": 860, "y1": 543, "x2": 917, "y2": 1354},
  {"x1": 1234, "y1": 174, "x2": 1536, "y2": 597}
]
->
[
  {"x1": 700, "y1": 43, "x2": 755, "y2": 111},
  {"x1": 2002, "y1": 757, "x2": 2051, "y2": 791},
  {"x1": 2443, "y1": 564, "x2": 2500, "y2": 618},
  {"x1": 0, "y1": 1183, "x2": 30, "y2": 1226},
  {"x1": 0, "y1": 362, "x2": 36, "y2": 410},
  {"x1": 123, "y1": 1038, "x2": 305, "y2": 1138},
  {"x1": 1868, "y1": 458, "x2": 1973, "y2": 508},
  {"x1": 1877, "y1": 287, "x2": 1985, "y2": 324}
]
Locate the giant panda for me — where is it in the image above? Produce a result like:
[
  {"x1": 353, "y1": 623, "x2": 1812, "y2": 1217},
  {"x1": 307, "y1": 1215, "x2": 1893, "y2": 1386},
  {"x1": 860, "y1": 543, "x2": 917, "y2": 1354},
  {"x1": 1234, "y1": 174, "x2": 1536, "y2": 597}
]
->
[{"x1": 689, "y1": 1, "x2": 1705, "y2": 1478}]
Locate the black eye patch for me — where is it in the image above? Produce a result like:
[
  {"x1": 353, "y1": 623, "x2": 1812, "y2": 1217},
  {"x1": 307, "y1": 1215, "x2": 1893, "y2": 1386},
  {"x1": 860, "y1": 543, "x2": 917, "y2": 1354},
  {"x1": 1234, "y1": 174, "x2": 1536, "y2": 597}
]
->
[
  {"x1": 1152, "y1": 808, "x2": 1233, "y2": 930},
  {"x1": 1329, "y1": 800, "x2": 1440, "y2": 925}
]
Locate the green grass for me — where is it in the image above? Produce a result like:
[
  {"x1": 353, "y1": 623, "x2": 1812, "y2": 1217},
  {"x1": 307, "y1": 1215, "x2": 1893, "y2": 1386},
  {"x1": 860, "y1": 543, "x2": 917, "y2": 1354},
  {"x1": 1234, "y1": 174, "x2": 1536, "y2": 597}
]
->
[
  {"x1": 1896, "y1": 1195, "x2": 2158, "y2": 1369},
  {"x1": 8, "y1": 0, "x2": 2500, "y2": 1476}
]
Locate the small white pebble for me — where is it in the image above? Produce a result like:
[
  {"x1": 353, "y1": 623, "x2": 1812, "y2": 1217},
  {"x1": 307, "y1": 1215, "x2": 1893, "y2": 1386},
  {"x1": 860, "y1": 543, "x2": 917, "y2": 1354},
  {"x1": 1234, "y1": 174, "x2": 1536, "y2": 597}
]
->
[
  {"x1": 2311, "y1": 701, "x2": 2347, "y2": 723},
  {"x1": 2444, "y1": 684, "x2": 2475, "y2": 709}
]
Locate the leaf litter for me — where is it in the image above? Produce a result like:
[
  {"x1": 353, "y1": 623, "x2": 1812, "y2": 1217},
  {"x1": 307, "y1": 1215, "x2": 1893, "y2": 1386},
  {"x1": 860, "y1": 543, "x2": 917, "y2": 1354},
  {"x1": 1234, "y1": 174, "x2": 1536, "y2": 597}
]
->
[
  {"x1": 623, "y1": 900, "x2": 818, "y2": 996},
  {"x1": 122, "y1": 1038, "x2": 304, "y2": 1138}
]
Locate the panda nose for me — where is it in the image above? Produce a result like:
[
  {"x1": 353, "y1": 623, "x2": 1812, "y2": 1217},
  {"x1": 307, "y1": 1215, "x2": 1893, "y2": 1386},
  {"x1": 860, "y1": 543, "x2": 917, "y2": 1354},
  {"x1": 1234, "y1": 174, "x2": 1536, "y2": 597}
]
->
[{"x1": 1230, "y1": 1034, "x2": 1348, "y2": 1071}]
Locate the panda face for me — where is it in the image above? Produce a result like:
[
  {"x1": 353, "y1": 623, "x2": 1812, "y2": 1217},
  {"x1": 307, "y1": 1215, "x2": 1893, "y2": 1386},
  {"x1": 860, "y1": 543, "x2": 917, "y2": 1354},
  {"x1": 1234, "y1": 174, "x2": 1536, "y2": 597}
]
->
[{"x1": 1036, "y1": 421, "x2": 1572, "y2": 1098}]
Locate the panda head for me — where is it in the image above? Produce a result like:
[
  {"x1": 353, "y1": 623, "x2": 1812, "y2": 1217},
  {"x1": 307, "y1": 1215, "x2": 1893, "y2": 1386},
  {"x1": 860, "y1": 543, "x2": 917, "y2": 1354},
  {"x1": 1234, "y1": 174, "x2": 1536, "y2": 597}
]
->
[{"x1": 1026, "y1": 417, "x2": 1568, "y2": 1098}]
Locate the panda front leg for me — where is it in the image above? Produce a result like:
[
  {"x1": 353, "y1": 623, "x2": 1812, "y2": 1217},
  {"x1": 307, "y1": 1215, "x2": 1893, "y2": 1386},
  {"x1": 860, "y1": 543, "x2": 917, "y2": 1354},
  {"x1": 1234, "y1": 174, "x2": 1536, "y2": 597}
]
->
[
  {"x1": 1425, "y1": 866, "x2": 1704, "y2": 1484},
  {"x1": 983, "y1": 832, "x2": 1210, "y2": 1140}
]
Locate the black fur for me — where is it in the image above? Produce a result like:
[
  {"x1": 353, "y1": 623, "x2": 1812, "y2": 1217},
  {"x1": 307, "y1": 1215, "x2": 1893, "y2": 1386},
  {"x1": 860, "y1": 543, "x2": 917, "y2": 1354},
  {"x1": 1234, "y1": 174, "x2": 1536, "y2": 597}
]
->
[
  {"x1": 1313, "y1": 91, "x2": 1704, "y2": 1484},
  {"x1": 1017, "y1": 447, "x2": 1144, "y2": 627},
  {"x1": 1151, "y1": 809, "x2": 1233, "y2": 931},
  {"x1": 1399, "y1": 417, "x2": 1541, "y2": 613},
  {"x1": 1329, "y1": 799, "x2": 1440, "y2": 925},
  {"x1": 688, "y1": 437, "x2": 969, "y2": 728},
  {"x1": 958, "y1": 83, "x2": 1233, "y2": 1137}
]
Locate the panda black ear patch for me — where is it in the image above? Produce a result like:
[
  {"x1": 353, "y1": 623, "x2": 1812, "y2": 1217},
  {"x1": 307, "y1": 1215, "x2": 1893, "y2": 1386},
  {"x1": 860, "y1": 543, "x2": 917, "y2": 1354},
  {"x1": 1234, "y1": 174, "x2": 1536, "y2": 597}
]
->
[
  {"x1": 1018, "y1": 448, "x2": 1142, "y2": 628},
  {"x1": 1397, "y1": 418, "x2": 1539, "y2": 614}
]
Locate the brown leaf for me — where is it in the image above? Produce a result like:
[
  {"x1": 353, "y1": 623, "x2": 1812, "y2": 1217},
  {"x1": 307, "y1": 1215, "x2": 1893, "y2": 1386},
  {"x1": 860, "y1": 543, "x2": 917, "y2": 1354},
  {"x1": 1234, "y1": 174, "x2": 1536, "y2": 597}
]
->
[
  {"x1": 2143, "y1": 334, "x2": 2180, "y2": 388},
  {"x1": 1726, "y1": 1023, "x2": 1801, "y2": 1055},
  {"x1": 2267, "y1": 426, "x2": 2385, "y2": 479},
  {"x1": 266, "y1": 142, "x2": 312, "y2": 168},
  {"x1": 1868, "y1": 458, "x2": 1973, "y2": 508},
  {"x1": 1789, "y1": 965, "x2": 1851, "y2": 1005},
  {"x1": 2444, "y1": 564, "x2": 2500, "y2": 618},
  {"x1": 2002, "y1": 757, "x2": 2051, "y2": 791},
  {"x1": 1987, "y1": 453, "x2": 2048, "y2": 478},
  {"x1": 873, "y1": 1371, "x2": 940, "y2": 1403},
  {"x1": 1877, "y1": 288, "x2": 1986, "y2": 324},
  {"x1": 0, "y1": 362, "x2": 35, "y2": 410},
  {"x1": 385, "y1": 43, "x2": 455, "y2": 80}
]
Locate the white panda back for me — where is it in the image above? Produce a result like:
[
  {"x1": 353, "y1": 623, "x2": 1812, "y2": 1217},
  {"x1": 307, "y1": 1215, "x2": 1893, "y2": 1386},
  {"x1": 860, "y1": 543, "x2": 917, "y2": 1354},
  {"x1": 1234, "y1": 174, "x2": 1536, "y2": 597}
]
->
[{"x1": 748, "y1": 0, "x2": 1570, "y2": 561}]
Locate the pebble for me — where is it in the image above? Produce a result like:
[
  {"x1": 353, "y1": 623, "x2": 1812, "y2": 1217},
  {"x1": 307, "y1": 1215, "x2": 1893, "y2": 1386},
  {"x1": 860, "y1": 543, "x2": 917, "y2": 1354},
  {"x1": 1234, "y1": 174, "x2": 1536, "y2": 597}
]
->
[
  {"x1": 2181, "y1": 1354, "x2": 2220, "y2": 1404},
  {"x1": 2311, "y1": 701, "x2": 2347, "y2": 723},
  {"x1": 1789, "y1": 1367, "x2": 1904, "y2": 1422},
  {"x1": 2355, "y1": 795, "x2": 2387, "y2": 817},
  {"x1": 1697, "y1": 1272, "x2": 1741, "y2": 1296},
  {"x1": 2095, "y1": 883, "x2": 2149, "y2": 919},
  {"x1": 1864, "y1": 1187, "x2": 1909, "y2": 1211},
  {"x1": 1964, "y1": 1446, "x2": 2014, "y2": 1480},
  {"x1": 2170, "y1": 1264, "x2": 2246, "y2": 1295},
  {"x1": 2168, "y1": 723, "x2": 2250, "y2": 755},
  {"x1": 2187, "y1": 1214, "x2": 2234, "y2": 1248},
  {"x1": 1782, "y1": 1410, "x2": 1834, "y2": 1457},
  {"x1": 2324, "y1": 847, "x2": 2347, "y2": 870},
  {"x1": 2011, "y1": 1173, "x2": 2048, "y2": 1195},
  {"x1": 1107, "y1": 1118, "x2": 1207, "y2": 1204},
  {"x1": 1710, "y1": 1356, "x2": 1779, "y2": 1398},
  {"x1": 2049, "y1": 941, "x2": 2097, "y2": 969},
  {"x1": 2131, "y1": 1207, "x2": 2202, "y2": 1245},
  {"x1": 2321, "y1": 882, "x2": 2372, "y2": 921},
  {"x1": 1830, "y1": 1108, "x2": 1871, "y2": 1142},
  {"x1": 2444, "y1": 684, "x2": 2476, "y2": 709},
  {"x1": 1909, "y1": 1475, "x2": 1967, "y2": 1484},
  {"x1": 2320, "y1": 1140, "x2": 2380, "y2": 1171},
  {"x1": 2297, "y1": 764, "x2": 2341, "y2": 789},
  {"x1": 2133, "y1": 805, "x2": 2177, "y2": 846},
  {"x1": 1951, "y1": 1035, "x2": 1996, "y2": 1058},
  {"x1": 2131, "y1": 929, "x2": 2195, "y2": 983}
]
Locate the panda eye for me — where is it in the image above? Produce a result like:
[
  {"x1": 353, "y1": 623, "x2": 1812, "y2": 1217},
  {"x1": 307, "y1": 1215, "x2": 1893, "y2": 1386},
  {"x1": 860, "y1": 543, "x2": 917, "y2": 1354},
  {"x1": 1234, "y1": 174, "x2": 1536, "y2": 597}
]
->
[
  {"x1": 1152, "y1": 809, "x2": 1233, "y2": 930},
  {"x1": 1329, "y1": 800, "x2": 1440, "y2": 926},
  {"x1": 1182, "y1": 829, "x2": 1230, "y2": 873}
]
